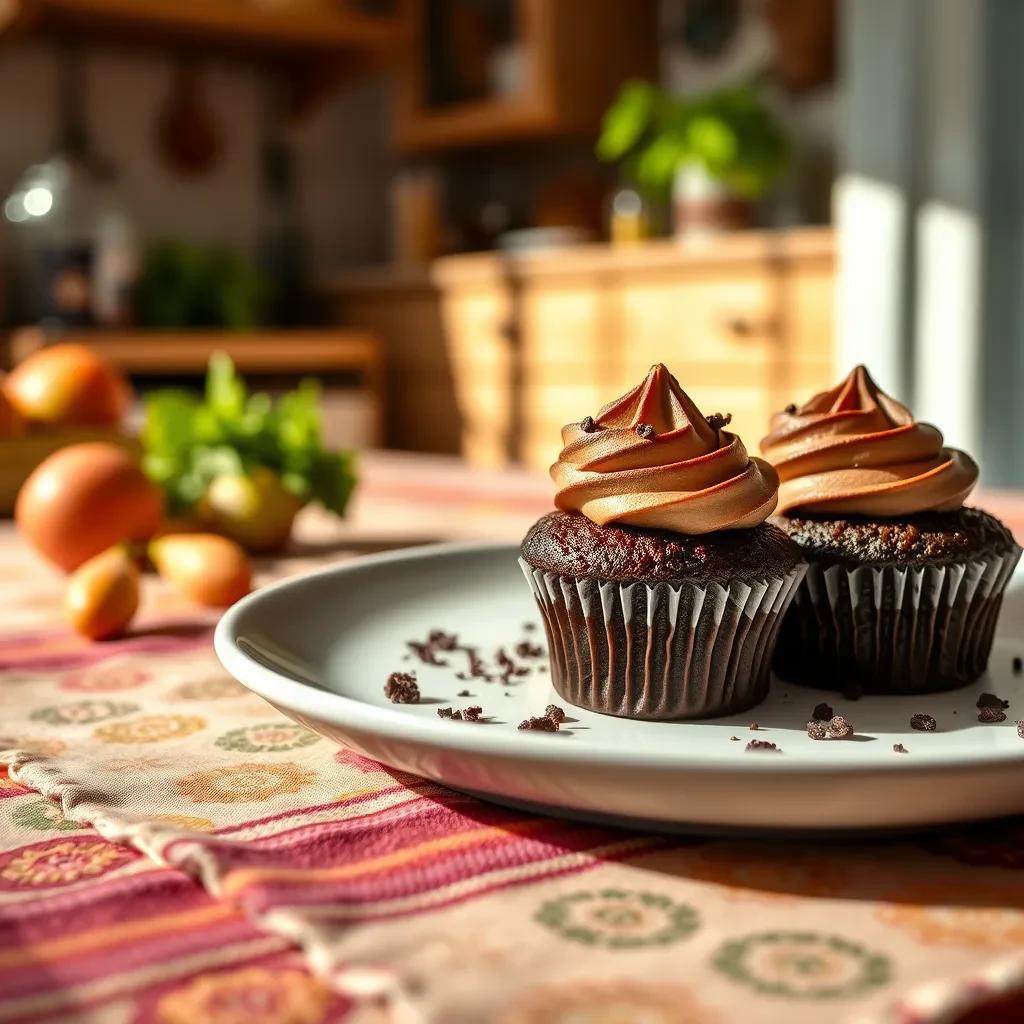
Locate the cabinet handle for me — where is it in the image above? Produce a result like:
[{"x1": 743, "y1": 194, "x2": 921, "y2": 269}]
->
[{"x1": 722, "y1": 314, "x2": 778, "y2": 339}]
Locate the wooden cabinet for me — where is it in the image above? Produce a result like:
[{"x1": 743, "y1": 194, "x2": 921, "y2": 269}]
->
[
  {"x1": 394, "y1": 0, "x2": 659, "y2": 152},
  {"x1": 322, "y1": 228, "x2": 837, "y2": 471}
]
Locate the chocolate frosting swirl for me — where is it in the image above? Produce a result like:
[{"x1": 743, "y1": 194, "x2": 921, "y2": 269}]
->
[
  {"x1": 760, "y1": 365, "x2": 978, "y2": 516},
  {"x1": 551, "y1": 364, "x2": 779, "y2": 534}
]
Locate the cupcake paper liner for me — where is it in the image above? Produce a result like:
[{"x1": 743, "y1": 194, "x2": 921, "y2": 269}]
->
[
  {"x1": 773, "y1": 545, "x2": 1022, "y2": 694},
  {"x1": 519, "y1": 559, "x2": 807, "y2": 720}
]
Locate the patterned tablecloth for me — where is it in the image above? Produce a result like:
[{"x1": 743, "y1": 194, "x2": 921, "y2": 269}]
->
[{"x1": 2, "y1": 451, "x2": 1024, "y2": 1024}]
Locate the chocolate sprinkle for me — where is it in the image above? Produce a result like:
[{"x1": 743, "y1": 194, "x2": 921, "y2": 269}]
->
[
  {"x1": 745, "y1": 739, "x2": 780, "y2": 753},
  {"x1": 706, "y1": 412, "x2": 732, "y2": 431},
  {"x1": 580, "y1": 416, "x2": 598, "y2": 433},
  {"x1": 544, "y1": 704, "x2": 566, "y2": 724},
  {"x1": 518, "y1": 716, "x2": 558, "y2": 732},
  {"x1": 806, "y1": 720, "x2": 828, "y2": 741},
  {"x1": 910, "y1": 713, "x2": 937, "y2": 732},
  {"x1": 635, "y1": 422, "x2": 655, "y2": 439},
  {"x1": 811, "y1": 702, "x2": 834, "y2": 722},
  {"x1": 384, "y1": 671, "x2": 419, "y2": 704},
  {"x1": 978, "y1": 692, "x2": 1010, "y2": 709},
  {"x1": 893, "y1": 743, "x2": 908, "y2": 753},
  {"x1": 978, "y1": 706, "x2": 1007, "y2": 724},
  {"x1": 827, "y1": 715, "x2": 852, "y2": 739},
  {"x1": 784, "y1": 403, "x2": 798, "y2": 414}
]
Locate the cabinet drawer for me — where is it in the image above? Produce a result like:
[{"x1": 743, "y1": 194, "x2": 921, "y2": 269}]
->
[{"x1": 619, "y1": 272, "x2": 780, "y2": 384}]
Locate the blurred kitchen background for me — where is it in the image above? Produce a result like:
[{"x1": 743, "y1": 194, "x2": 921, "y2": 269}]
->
[{"x1": 1, "y1": 0, "x2": 1020, "y2": 487}]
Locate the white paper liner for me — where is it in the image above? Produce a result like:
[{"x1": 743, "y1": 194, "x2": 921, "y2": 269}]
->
[
  {"x1": 774, "y1": 545, "x2": 1022, "y2": 693},
  {"x1": 519, "y1": 558, "x2": 806, "y2": 720}
]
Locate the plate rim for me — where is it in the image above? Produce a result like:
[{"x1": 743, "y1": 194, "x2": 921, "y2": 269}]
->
[{"x1": 215, "y1": 540, "x2": 1024, "y2": 778}]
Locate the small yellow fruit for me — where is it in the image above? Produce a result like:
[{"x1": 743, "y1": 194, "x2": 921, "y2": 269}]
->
[
  {"x1": 65, "y1": 546, "x2": 140, "y2": 640},
  {"x1": 203, "y1": 467, "x2": 303, "y2": 553},
  {"x1": 149, "y1": 533, "x2": 252, "y2": 607}
]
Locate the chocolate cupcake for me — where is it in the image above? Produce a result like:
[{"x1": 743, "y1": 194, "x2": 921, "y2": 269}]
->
[
  {"x1": 519, "y1": 364, "x2": 806, "y2": 720},
  {"x1": 761, "y1": 366, "x2": 1021, "y2": 694}
]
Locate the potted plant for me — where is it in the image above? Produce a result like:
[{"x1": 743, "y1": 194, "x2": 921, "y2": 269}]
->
[{"x1": 597, "y1": 80, "x2": 790, "y2": 236}]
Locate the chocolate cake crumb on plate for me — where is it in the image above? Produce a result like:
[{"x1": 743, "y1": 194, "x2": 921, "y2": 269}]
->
[
  {"x1": 519, "y1": 716, "x2": 558, "y2": 732},
  {"x1": 1017, "y1": 721, "x2": 1024, "y2": 739},
  {"x1": 977, "y1": 692, "x2": 1010, "y2": 709},
  {"x1": 1014, "y1": 656, "x2": 1022, "y2": 675},
  {"x1": 745, "y1": 739, "x2": 780, "y2": 753},
  {"x1": 812, "y1": 702, "x2": 834, "y2": 721},
  {"x1": 827, "y1": 715, "x2": 853, "y2": 739},
  {"x1": 806, "y1": 720, "x2": 829, "y2": 741},
  {"x1": 893, "y1": 743, "x2": 908, "y2": 753},
  {"x1": 384, "y1": 671, "x2": 419, "y2": 704},
  {"x1": 544, "y1": 704, "x2": 566, "y2": 724},
  {"x1": 911, "y1": 713, "x2": 937, "y2": 732},
  {"x1": 978, "y1": 707, "x2": 1007, "y2": 724}
]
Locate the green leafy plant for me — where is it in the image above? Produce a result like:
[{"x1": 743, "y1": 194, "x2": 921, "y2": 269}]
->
[
  {"x1": 142, "y1": 353, "x2": 356, "y2": 517},
  {"x1": 597, "y1": 80, "x2": 790, "y2": 199},
  {"x1": 135, "y1": 242, "x2": 270, "y2": 330}
]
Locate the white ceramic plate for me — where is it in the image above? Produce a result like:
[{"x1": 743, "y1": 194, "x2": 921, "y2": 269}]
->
[{"x1": 215, "y1": 543, "x2": 1024, "y2": 833}]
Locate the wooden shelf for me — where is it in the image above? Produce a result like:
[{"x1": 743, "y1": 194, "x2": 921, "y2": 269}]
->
[
  {"x1": 394, "y1": 0, "x2": 658, "y2": 153},
  {"x1": 10, "y1": 327, "x2": 382, "y2": 376},
  {"x1": 0, "y1": 0, "x2": 401, "y2": 60}
]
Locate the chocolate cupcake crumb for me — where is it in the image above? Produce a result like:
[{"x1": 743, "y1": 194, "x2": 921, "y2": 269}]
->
[
  {"x1": 515, "y1": 641, "x2": 544, "y2": 659},
  {"x1": 827, "y1": 715, "x2": 852, "y2": 739},
  {"x1": 1014, "y1": 656, "x2": 1022, "y2": 675},
  {"x1": 806, "y1": 720, "x2": 829, "y2": 741},
  {"x1": 523, "y1": 622, "x2": 537, "y2": 631},
  {"x1": 911, "y1": 713, "x2": 937, "y2": 732},
  {"x1": 428, "y1": 629, "x2": 459, "y2": 651},
  {"x1": 635, "y1": 423, "x2": 655, "y2": 439},
  {"x1": 439, "y1": 706, "x2": 485, "y2": 722},
  {"x1": 706, "y1": 412, "x2": 732, "y2": 431},
  {"x1": 746, "y1": 739, "x2": 780, "y2": 753},
  {"x1": 519, "y1": 716, "x2": 558, "y2": 732},
  {"x1": 1017, "y1": 721, "x2": 1024, "y2": 739},
  {"x1": 812, "y1": 702, "x2": 834, "y2": 721},
  {"x1": 784, "y1": 403, "x2": 798, "y2": 414},
  {"x1": 977, "y1": 692, "x2": 1010, "y2": 709},
  {"x1": 978, "y1": 706, "x2": 1007, "y2": 724},
  {"x1": 749, "y1": 722, "x2": 760, "y2": 731},
  {"x1": 457, "y1": 689, "x2": 472, "y2": 697},
  {"x1": 544, "y1": 704, "x2": 566, "y2": 724},
  {"x1": 893, "y1": 743, "x2": 908, "y2": 753},
  {"x1": 580, "y1": 416, "x2": 598, "y2": 433},
  {"x1": 384, "y1": 672, "x2": 419, "y2": 704},
  {"x1": 730, "y1": 735, "x2": 740, "y2": 741},
  {"x1": 407, "y1": 641, "x2": 447, "y2": 666}
]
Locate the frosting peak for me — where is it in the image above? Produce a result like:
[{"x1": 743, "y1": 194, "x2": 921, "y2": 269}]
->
[
  {"x1": 760, "y1": 365, "x2": 978, "y2": 516},
  {"x1": 551, "y1": 364, "x2": 779, "y2": 534}
]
